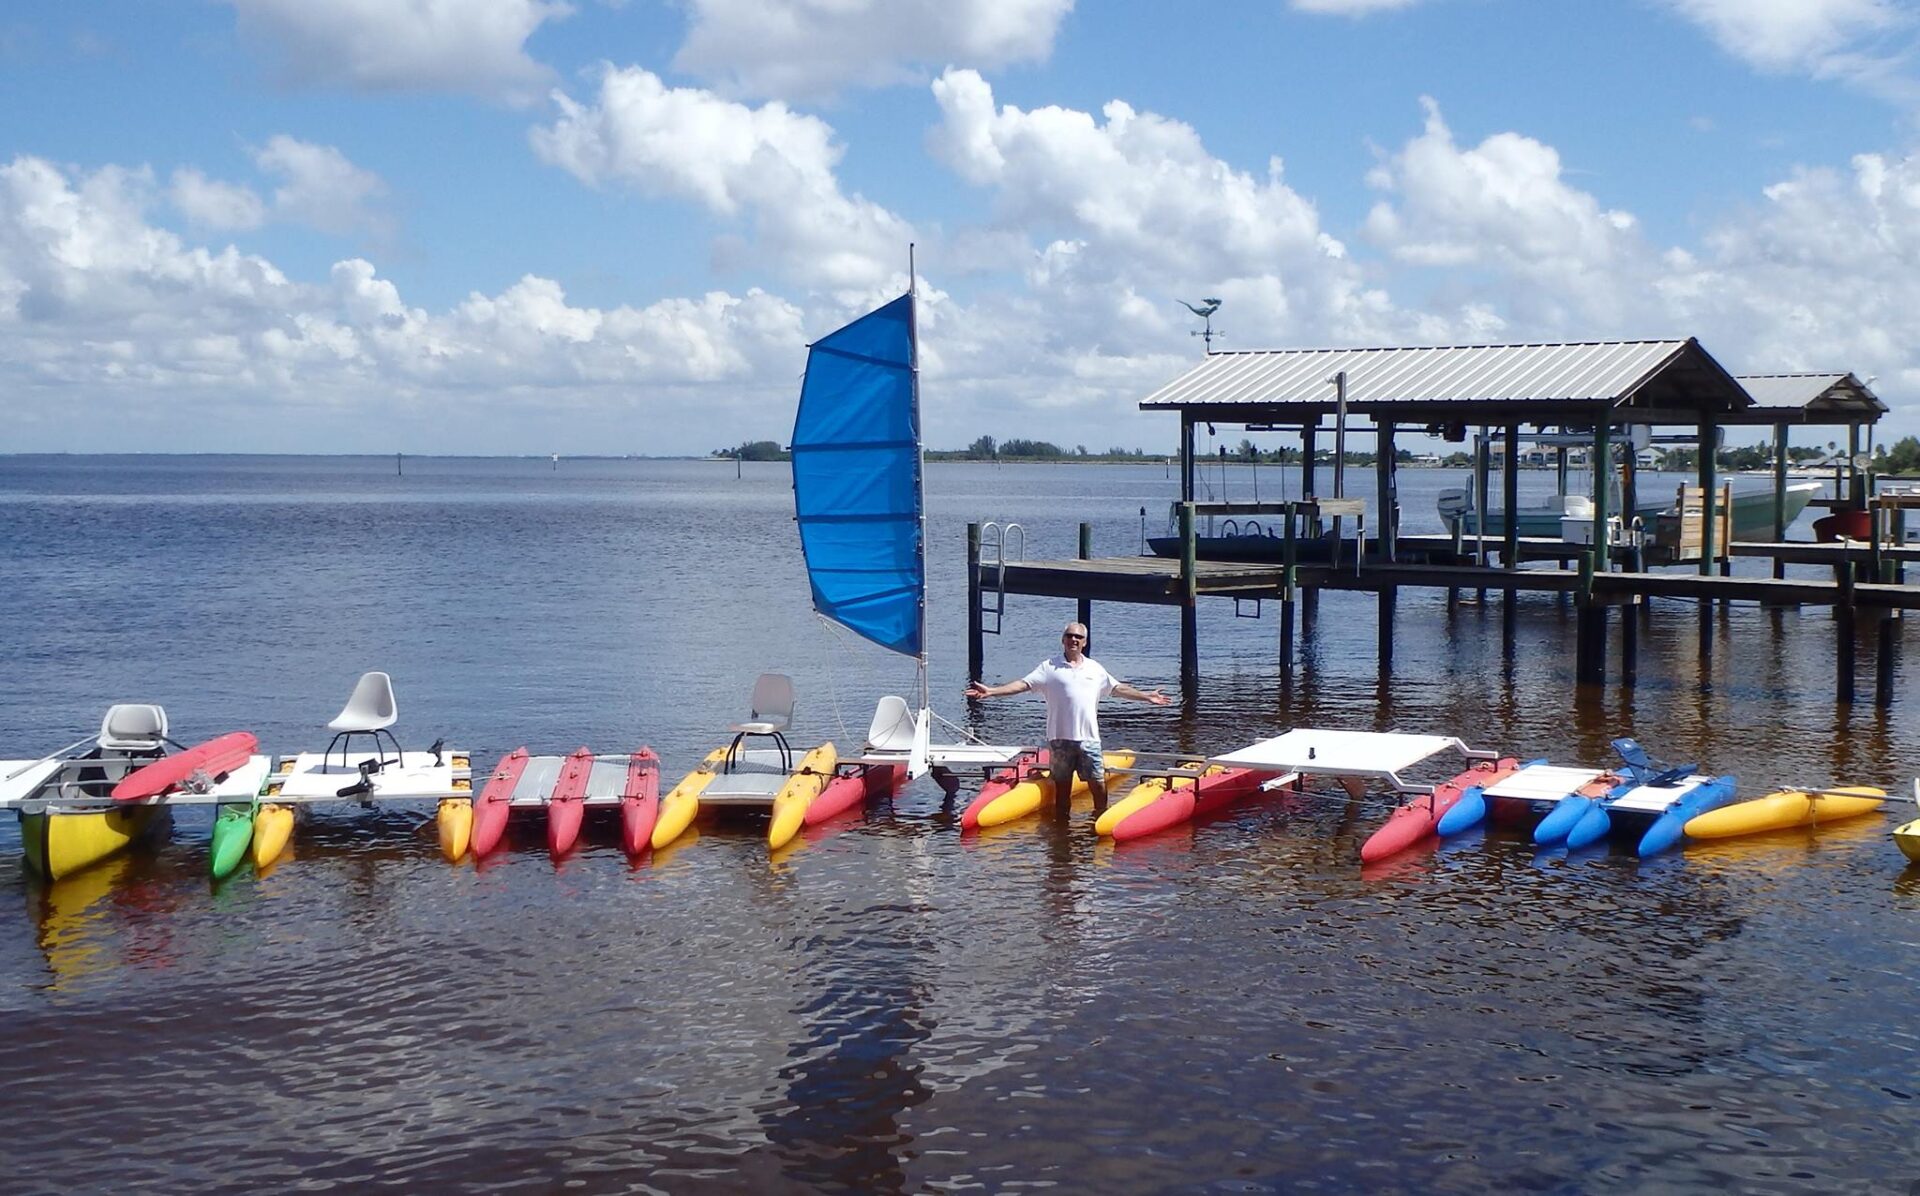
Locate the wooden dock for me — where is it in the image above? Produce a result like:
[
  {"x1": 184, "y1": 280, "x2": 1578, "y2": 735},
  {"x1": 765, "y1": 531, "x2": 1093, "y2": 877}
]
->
[{"x1": 968, "y1": 521, "x2": 1916, "y2": 708}]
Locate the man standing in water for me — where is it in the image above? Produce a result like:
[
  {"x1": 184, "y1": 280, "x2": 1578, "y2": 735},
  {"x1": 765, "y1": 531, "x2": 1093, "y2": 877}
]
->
[{"x1": 965, "y1": 622, "x2": 1170, "y2": 814}]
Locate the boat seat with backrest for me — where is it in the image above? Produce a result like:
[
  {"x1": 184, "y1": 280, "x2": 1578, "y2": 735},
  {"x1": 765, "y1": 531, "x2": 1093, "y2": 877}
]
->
[
  {"x1": 865, "y1": 695, "x2": 917, "y2": 754},
  {"x1": 727, "y1": 673, "x2": 795, "y2": 772},
  {"x1": 324, "y1": 671, "x2": 403, "y2": 772},
  {"x1": 76, "y1": 704, "x2": 170, "y2": 796}
]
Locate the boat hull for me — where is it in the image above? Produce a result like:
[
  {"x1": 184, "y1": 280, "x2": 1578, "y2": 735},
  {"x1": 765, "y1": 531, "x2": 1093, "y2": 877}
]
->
[
  {"x1": 654, "y1": 747, "x2": 728, "y2": 850},
  {"x1": 1106, "y1": 767, "x2": 1277, "y2": 842},
  {"x1": 209, "y1": 804, "x2": 256, "y2": 880},
  {"x1": 437, "y1": 798, "x2": 473, "y2": 861},
  {"x1": 971, "y1": 751, "x2": 1135, "y2": 828},
  {"x1": 1361, "y1": 758, "x2": 1519, "y2": 862},
  {"x1": 20, "y1": 806, "x2": 163, "y2": 881},
  {"x1": 1684, "y1": 787, "x2": 1885, "y2": 839},
  {"x1": 768, "y1": 743, "x2": 838, "y2": 850},
  {"x1": 471, "y1": 748, "x2": 529, "y2": 859},
  {"x1": 1443, "y1": 482, "x2": 1821, "y2": 542},
  {"x1": 546, "y1": 747, "x2": 593, "y2": 859},
  {"x1": 619, "y1": 749, "x2": 660, "y2": 857},
  {"x1": 1897, "y1": 818, "x2": 1920, "y2": 863},
  {"x1": 251, "y1": 803, "x2": 294, "y2": 869},
  {"x1": 804, "y1": 763, "x2": 901, "y2": 827}
]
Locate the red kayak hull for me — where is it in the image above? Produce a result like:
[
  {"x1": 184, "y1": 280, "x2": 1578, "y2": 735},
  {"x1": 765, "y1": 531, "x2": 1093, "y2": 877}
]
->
[
  {"x1": 961, "y1": 751, "x2": 1047, "y2": 830},
  {"x1": 111, "y1": 731, "x2": 258, "y2": 801},
  {"x1": 803, "y1": 763, "x2": 902, "y2": 827},
  {"x1": 620, "y1": 748, "x2": 659, "y2": 857},
  {"x1": 471, "y1": 748, "x2": 528, "y2": 859},
  {"x1": 547, "y1": 747, "x2": 593, "y2": 858},
  {"x1": 1110, "y1": 767, "x2": 1274, "y2": 843},
  {"x1": 1359, "y1": 756, "x2": 1519, "y2": 863}
]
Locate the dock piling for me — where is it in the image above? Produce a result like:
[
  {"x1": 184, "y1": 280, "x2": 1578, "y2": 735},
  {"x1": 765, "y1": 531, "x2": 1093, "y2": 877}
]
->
[
  {"x1": 967, "y1": 522, "x2": 983, "y2": 682},
  {"x1": 1077, "y1": 523, "x2": 1093, "y2": 648}
]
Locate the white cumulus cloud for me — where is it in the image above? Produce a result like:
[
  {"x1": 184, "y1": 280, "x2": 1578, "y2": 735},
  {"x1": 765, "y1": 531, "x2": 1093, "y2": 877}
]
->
[
  {"x1": 0, "y1": 154, "x2": 813, "y2": 451},
  {"x1": 228, "y1": 0, "x2": 571, "y2": 104},
  {"x1": 531, "y1": 65, "x2": 911, "y2": 289},
  {"x1": 673, "y1": 0, "x2": 1073, "y2": 100},
  {"x1": 254, "y1": 135, "x2": 390, "y2": 238},
  {"x1": 1658, "y1": 0, "x2": 1920, "y2": 102},
  {"x1": 169, "y1": 168, "x2": 267, "y2": 231}
]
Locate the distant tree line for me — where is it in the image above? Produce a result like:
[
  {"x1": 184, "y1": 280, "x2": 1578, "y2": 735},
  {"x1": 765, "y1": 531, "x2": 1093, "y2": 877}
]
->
[{"x1": 713, "y1": 440, "x2": 788, "y2": 461}]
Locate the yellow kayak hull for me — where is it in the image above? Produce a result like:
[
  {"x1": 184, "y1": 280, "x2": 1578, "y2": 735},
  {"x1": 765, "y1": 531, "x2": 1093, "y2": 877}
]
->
[
  {"x1": 20, "y1": 806, "x2": 162, "y2": 881},
  {"x1": 768, "y1": 743, "x2": 838, "y2": 850},
  {"x1": 1896, "y1": 818, "x2": 1920, "y2": 863},
  {"x1": 977, "y1": 751, "x2": 1136, "y2": 828},
  {"x1": 1094, "y1": 761, "x2": 1211, "y2": 837},
  {"x1": 653, "y1": 746, "x2": 728, "y2": 850},
  {"x1": 1684, "y1": 787, "x2": 1885, "y2": 840},
  {"x1": 437, "y1": 797, "x2": 473, "y2": 861},
  {"x1": 251, "y1": 803, "x2": 295, "y2": 870}
]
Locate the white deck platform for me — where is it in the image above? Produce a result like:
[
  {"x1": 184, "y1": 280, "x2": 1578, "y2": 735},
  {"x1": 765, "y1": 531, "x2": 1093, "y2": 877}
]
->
[
  {"x1": 504, "y1": 754, "x2": 654, "y2": 808},
  {"x1": 700, "y1": 747, "x2": 794, "y2": 806},
  {"x1": 1606, "y1": 776, "x2": 1710, "y2": 814},
  {"x1": 0, "y1": 755, "x2": 274, "y2": 810},
  {"x1": 267, "y1": 749, "x2": 470, "y2": 804},
  {"x1": 1211, "y1": 729, "x2": 1494, "y2": 793},
  {"x1": 1484, "y1": 764, "x2": 1608, "y2": 803},
  {"x1": 852, "y1": 743, "x2": 1028, "y2": 770}
]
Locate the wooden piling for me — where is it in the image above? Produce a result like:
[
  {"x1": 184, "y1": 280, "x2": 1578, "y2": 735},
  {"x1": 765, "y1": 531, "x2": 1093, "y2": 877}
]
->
[
  {"x1": 1837, "y1": 560, "x2": 1856, "y2": 705},
  {"x1": 1621, "y1": 597, "x2": 1638, "y2": 687},
  {"x1": 1280, "y1": 501, "x2": 1297, "y2": 669},
  {"x1": 1180, "y1": 502, "x2": 1199, "y2": 690},
  {"x1": 1077, "y1": 522, "x2": 1092, "y2": 644},
  {"x1": 967, "y1": 522, "x2": 983, "y2": 682},
  {"x1": 1875, "y1": 614, "x2": 1896, "y2": 707}
]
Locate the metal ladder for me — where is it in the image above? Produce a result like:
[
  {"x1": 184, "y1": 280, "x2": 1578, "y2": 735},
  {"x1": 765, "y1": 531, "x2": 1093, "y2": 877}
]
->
[{"x1": 978, "y1": 521, "x2": 1024, "y2": 634}]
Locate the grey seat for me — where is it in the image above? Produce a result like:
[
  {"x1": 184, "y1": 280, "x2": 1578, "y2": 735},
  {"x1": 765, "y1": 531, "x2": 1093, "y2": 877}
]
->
[{"x1": 726, "y1": 673, "x2": 795, "y2": 771}]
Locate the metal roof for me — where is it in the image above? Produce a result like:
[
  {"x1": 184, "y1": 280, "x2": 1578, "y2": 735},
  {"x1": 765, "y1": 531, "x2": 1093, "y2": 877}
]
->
[
  {"x1": 1138, "y1": 339, "x2": 1752, "y2": 415},
  {"x1": 1736, "y1": 372, "x2": 1886, "y2": 414}
]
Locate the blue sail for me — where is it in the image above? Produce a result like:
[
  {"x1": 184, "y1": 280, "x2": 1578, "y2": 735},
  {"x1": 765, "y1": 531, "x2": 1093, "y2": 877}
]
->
[{"x1": 791, "y1": 294, "x2": 923, "y2": 657}]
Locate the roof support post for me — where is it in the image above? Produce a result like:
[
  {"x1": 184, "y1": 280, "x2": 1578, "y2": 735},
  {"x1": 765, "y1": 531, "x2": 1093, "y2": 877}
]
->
[
  {"x1": 1592, "y1": 417, "x2": 1611, "y2": 575},
  {"x1": 1377, "y1": 419, "x2": 1397, "y2": 563},
  {"x1": 1699, "y1": 418, "x2": 1718, "y2": 576},
  {"x1": 1301, "y1": 423, "x2": 1319, "y2": 535},
  {"x1": 1503, "y1": 424, "x2": 1520, "y2": 570},
  {"x1": 1179, "y1": 412, "x2": 1195, "y2": 503},
  {"x1": 1773, "y1": 422, "x2": 1789, "y2": 580}
]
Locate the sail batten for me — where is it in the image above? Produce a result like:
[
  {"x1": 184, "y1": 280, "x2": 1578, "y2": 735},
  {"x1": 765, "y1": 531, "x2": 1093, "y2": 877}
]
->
[{"x1": 791, "y1": 293, "x2": 924, "y2": 658}]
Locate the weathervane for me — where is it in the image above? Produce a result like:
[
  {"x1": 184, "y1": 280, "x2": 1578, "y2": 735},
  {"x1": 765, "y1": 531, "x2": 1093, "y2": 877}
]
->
[{"x1": 1180, "y1": 297, "x2": 1223, "y2": 353}]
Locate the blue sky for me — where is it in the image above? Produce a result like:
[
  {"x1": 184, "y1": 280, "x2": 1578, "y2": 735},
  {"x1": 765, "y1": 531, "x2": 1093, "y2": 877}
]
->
[{"x1": 4, "y1": 0, "x2": 1920, "y2": 454}]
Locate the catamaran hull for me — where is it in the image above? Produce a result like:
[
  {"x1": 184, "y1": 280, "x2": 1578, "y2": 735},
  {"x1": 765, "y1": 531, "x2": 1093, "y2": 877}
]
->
[
  {"x1": 20, "y1": 806, "x2": 163, "y2": 880},
  {"x1": 654, "y1": 747, "x2": 729, "y2": 850},
  {"x1": 620, "y1": 749, "x2": 660, "y2": 857},
  {"x1": 209, "y1": 804, "x2": 256, "y2": 880},
  {"x1": 1897, "y1": 818, "x2": 1920, "y2": 863},
  {"x1": 967, "y1": 751, "x2": 1135, "y2": 829},
  {"x1": 805, "y1": 763, "x2": 902, "y2": 827},
  {"x1": 251, "y1": 803, "x2": 294, "y2": 869},
  {"x1": 437, "y1": 798, "x2": 472, "y2": 861},
  {"x1": 1682, "y1": 787, "x2": 1882, "y2": 839},
  {"x1": 1360, "y1": 758, "x2": 1519, "y2": 862},
  {"x1": 471, "y1": 748, "x2": 529, "y2": 860},
  {"x1": 1106, "y1": 767, "x2": 1276, "y2": 843},
  {"x1": 768, "y1": 744, "x2": 838, "y2": 850}
]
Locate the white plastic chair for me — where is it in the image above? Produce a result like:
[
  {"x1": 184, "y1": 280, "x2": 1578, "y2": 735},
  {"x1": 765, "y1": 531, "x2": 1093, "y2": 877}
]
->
[
  {"x1": 865, "y1": 695, "x2": 916, "y2": 753},
  {"x1": 727, "y1": 673, "x2": 795, "y2": 771},
  {"x1": 324, "y1": 671, "x2": 402, "y2": 771}
]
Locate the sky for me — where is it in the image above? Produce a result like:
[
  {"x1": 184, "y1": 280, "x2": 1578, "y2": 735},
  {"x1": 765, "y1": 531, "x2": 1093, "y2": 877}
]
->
[{"x1": 6, "y1": 0, "x2": 1920, "y2": 455}]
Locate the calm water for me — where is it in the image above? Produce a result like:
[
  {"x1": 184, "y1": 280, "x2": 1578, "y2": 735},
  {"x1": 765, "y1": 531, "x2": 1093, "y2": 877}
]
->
[{"x1": 0, "y1": 455, "x2": 1916, "y2": 1194}]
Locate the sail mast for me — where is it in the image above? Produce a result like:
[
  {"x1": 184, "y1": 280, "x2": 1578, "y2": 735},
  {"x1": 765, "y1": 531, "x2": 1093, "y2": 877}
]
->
[{"x1": 909, "y1": 244, "x2": 929, "y2": 715}]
